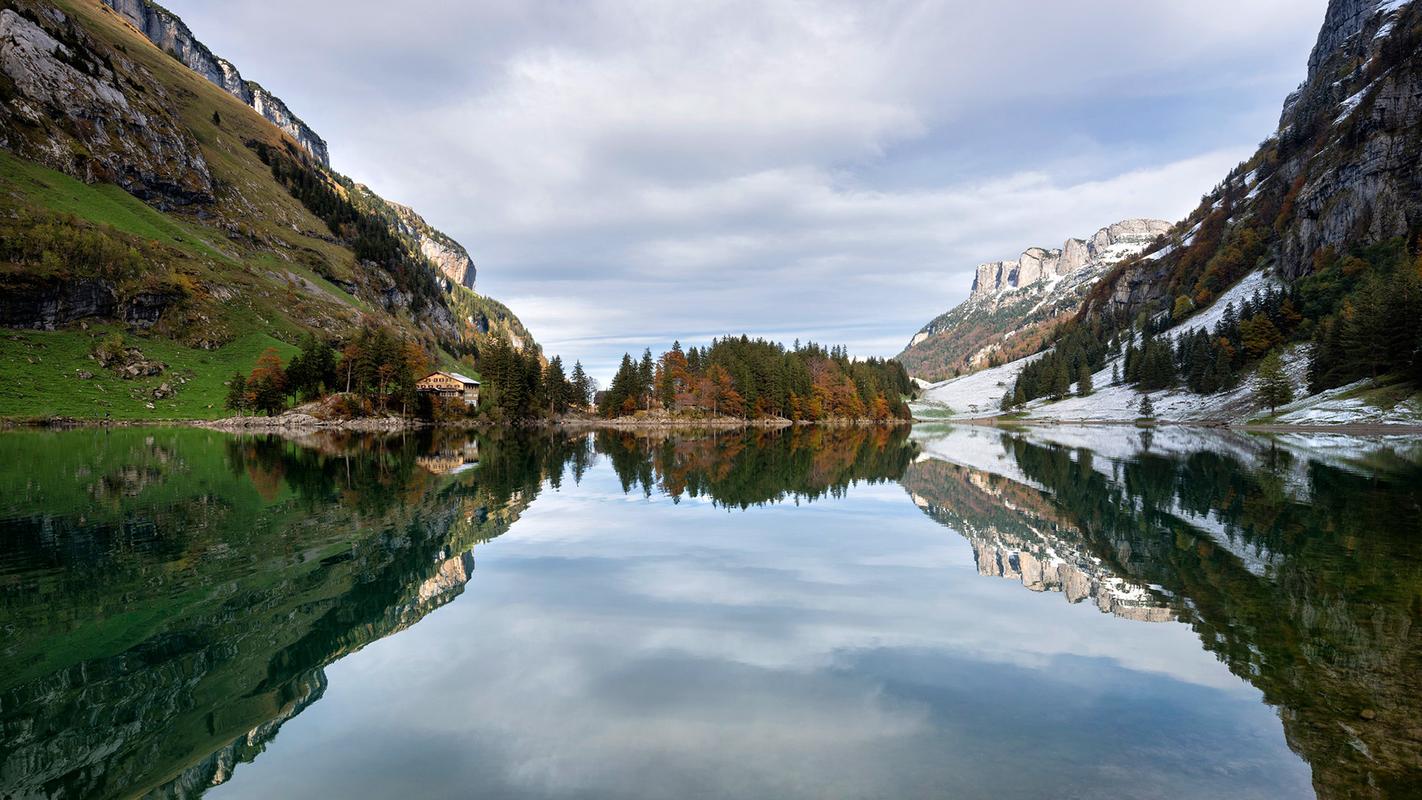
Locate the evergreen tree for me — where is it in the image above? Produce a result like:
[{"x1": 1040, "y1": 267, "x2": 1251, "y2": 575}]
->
[
  {"x1": 1138, "y1": 393, "x2": 1155, "y2": 419},
  {"x1": 1051, "y1": 359, "x2": 1071, "y2": 400},
  {"x1": 1077, "y1": 363, "x2": 1093, "y2": 397},
  {"x1": 1256, "y1": 350, "x2": 1294, "y2": 413},
  {"x1": 638, "y1": 349, "x2": 655, "y2": 410},
  {"x1": 543, "y1": 356, "x2": 571, "y2": 415},
  {"x1": 570, "y1": 361, "x2": 592, "y2": 407},
  {"x1": 224, "y1": 373, "x2": 248, "y2": 415}
]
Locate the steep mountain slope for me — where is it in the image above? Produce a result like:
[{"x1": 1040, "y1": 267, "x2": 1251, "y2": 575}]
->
[
  {"x1": 917, "y1": 0, "x2": 1422, "y2": 424},
  {"x1": 99, "y1": 0, "x2": 329, "y2": 165},
  {"x1": 898, "y1": 219, "x2": 1169, "y2": 382},
  {"x1": 0, "y1": 0, "x2": 535, "y2": 419},
  {"x1": 1087, "y1": 0, "x2": 1422, "y2": 324}
]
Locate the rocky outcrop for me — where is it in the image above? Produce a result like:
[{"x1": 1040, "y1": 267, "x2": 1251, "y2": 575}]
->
[
  {"x1": 100, "y1": 0, "x2": 330, "y2": 165},
  {"x1": 0, "y1": 275, "x2": 178, "y2": 330},
  {"x1": 968, "y1": 219, "x2": 1170, "y2": 298},
  {"x1": 389, "y1": 201, "x2": 478, "y2": 290},
  {"x1": 899, "y1": 219, "x2": 1169, "y2": 380},
  {"x1": 0, "y1": 7, "x2": 213, "y2": 206}
]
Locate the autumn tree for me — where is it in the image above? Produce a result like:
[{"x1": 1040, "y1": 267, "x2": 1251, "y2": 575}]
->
[{"x1": 246, "y1": 348, "x2": 288, "y2": 416}]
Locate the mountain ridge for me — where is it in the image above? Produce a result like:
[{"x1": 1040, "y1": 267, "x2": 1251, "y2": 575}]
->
[
  {"x1": 98, "y1": 0, "x2": 330, "y2": 166},
  {"x1": 897, "y1": 218, "x2": 1169, "y2": 382}
]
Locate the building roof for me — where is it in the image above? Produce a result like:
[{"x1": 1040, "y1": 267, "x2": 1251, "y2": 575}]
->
[{"x1": 421, "y1": 371, "x2": 480, "y2": 386}]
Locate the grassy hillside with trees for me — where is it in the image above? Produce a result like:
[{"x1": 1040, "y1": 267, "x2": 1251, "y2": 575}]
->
[{"x1": 0, "y1": 0, "x2": 540, "y2": 421}]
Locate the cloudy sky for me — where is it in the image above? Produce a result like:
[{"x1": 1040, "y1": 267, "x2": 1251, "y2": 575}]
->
[{"x1": 167, "y1": 1, "x2": 1327, "y2": 381}]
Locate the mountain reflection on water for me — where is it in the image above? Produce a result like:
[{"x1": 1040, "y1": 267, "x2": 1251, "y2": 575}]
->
[{"x1": 0, "y1": 424, "x2": 1418, "y2": 798}]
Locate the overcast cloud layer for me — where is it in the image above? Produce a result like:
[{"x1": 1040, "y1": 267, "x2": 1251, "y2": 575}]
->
[{"x1": 165, "y1": 1, "x2": 1327, "y2": 381}]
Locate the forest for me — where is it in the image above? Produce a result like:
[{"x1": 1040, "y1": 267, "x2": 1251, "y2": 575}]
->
[{"x1": 597, "y1": 336, "x2": 915, "y2": 421}]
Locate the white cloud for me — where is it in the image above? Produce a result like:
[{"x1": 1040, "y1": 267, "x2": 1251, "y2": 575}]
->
[{"x1": 165, "y1": 0, "x2": 1327, "y2": 381}]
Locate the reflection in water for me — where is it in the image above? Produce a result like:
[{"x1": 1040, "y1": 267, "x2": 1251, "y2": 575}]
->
[
  {"x1": 0, "y1": 428, "x2": 569, "y2": 798},
  {"x1": 0, "y1": 424, "x2": 1418, "y2": 798},
  {"x1": 908, "y1": 426, "x2": 1422, "y2": 798}
]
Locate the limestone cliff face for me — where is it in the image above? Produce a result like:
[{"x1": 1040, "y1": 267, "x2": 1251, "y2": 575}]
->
[
  {"x1": 100, "y1": 0, "x2": 330, "y2": 165},
  {"x1": 968, "y1": 219, "x2": 1169, "y2": 298},
  {"x1": 389, "y1": 200, "x2": 478, "y2": 290},
  {"x1": 1089, "y1": 0, "x2": 1422, "y2": 320},
  {"x1": 898, "y1": 219, "x2": 1169, "y2": 380},
  {"x1": 0, "y1": 7, "x2": 213, "y2": 206}
]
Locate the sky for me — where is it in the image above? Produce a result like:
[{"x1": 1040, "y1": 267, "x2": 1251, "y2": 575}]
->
[{"x1": 164, "y1": 0, "x2": 1328, "y2": 382}]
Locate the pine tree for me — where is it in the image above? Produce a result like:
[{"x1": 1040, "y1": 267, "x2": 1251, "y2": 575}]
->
[
  {"x1": 1051, "y1": 359, "x2": 1071, "y2": 400},
  {"x1": 1077, "y1": 363, "x2": 1093, "y2": 397},
  {"x1": 1256, "y1": 349, "x2": 1294, "y2": 413},
  {"x1": 224, "y1": 373, "x2": 248, "y2": 415},
  {"x1": 1111, "y1": 362, "x2": 1120, "y2": 386},
  {"x1": 1138, "y1": 394, "x2": 1155, "y2": 419},
  {"x1": 570, "y1": 361, "x2": 592, "y2": 407},
  {"x1": 638, "y1": 349, "x2": 655, "y2": 410}
]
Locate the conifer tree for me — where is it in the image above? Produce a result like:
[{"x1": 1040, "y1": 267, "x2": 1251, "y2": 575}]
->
[
  {"x1": 570, "y1": 361, "x2": 592, "y2": 407},
  {"x1": 1256, "y1": 350, "x2": 1294, "y2": 413},
  {"x1": 1138, "y1": 393, "x2": 1155, "y2": 419},
  {"x1": 224, "y1": 373, "x2": 248, "y2": 415},
  {"x1": 1077, "y1": 363, "x2": 1093, "y2": 397}
]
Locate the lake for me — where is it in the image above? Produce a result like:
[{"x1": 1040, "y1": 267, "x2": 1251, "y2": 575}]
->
[{"x1": 1, "y1": 425, "x2": 1419, "y2": 799}]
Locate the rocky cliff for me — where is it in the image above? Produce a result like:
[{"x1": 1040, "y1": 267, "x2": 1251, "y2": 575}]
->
[
  {"x1": 99, "y1": 0, "x2": 330, "y2": 165},
  {"x1": 0, "y1": 6, "x2": 213, "y2": 206},
  {"x1": 968, "y1": 219, "x2": 1168, "y2": 298},
  {"x1": 1086, "y1": 0, "x2": 1422, "y2": 319},
  {"x1": 389, "y1": 199, "x2": 477, "y2": 290},
  {"x1": 898, "y1": 219, "x2": 1169, "y2": 381}
]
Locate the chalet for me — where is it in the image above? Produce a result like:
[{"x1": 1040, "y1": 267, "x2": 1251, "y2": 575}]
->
[{"x1": 415, "y1": 371, "x2": 480, "y2": 406}]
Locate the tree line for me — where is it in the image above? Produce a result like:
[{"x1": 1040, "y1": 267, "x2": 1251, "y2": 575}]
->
[
  {"x1": 597, "y1": 337, "x2": 914, "y2": 421},
  {"x1": 225, "y1": 322, "x2": 596, "y2": 422}
]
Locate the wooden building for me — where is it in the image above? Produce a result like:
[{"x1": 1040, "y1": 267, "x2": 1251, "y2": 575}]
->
[{"x1": 415, "y1": 371, "x2": 480, "y2": 406}]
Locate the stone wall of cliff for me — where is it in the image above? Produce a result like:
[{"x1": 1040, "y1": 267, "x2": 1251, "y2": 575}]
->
[
  {"x1": 1088, "y1": 0, "x2": 1422, "y2": 320},
  {"x1": 100, "y1": 0, "x2": 330, "y2": 165}
]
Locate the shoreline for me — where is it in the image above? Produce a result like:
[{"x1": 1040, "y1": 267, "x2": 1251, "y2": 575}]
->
[
  {"x1": 916, "y1": 415, "x2": 1422, "y2": 436},
  {"x1": 4, "y1": 414, "x2": 1420, "y2": 436}
]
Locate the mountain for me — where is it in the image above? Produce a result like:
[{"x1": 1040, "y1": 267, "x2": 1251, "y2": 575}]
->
[
  {"x1": 0, "y1": 0, "x2": 534, "y2": 419},
  {"x1": 99, "y1": 0, "x2": 329, "y2": 165},
  {"x1": 898, "y1": 219, "x2": 1170, "y2": 382},
  {"x1": 1086, "y1": 0, "x2": 1422, "y2": 324},
  {"x1": 916, "y1": 0, "x2": 1422, "y2": 424}
]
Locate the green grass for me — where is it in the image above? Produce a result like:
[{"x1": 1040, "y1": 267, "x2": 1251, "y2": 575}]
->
[
  {"x1": 0, "y1": 151, "x2": 227, "y2": 261},
  {"x1": 0, "y1": 326, "x2": 298, "y2": 420}
]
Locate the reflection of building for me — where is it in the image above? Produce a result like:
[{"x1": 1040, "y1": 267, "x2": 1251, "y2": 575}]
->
[
  {"x1": 415, "y1": 371, "x2": 480, "y2": 406},
  {"x1": 416, "y1": 441, "x2": 481, "y2": 475}
]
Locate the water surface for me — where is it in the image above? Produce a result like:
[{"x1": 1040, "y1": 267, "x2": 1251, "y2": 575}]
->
[{"x1": 1, "y1": 425, "x2": 1419, "y2": 798}]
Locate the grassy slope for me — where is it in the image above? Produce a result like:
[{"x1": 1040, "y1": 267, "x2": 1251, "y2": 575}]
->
[
  {"x1": 0, "y1": 1, "x2": 530, "y2": 419},
  {"x1": 0, "y1": 3, "x2": 366, "y2": 419},
  {"x1": 0, "y1": 325, "x2": 298, "y2": 419}
]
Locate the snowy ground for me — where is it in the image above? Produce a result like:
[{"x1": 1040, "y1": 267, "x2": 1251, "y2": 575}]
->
[
  {"x1": 1273, "y1": 379, "x2": 1422, "y2": 425},
  {"x1": 910, "y1": 266, "x2": 1420, "y2": 426},
  {"x1": 911, "y1": 353, "x2": 1044, "y2": 418}
]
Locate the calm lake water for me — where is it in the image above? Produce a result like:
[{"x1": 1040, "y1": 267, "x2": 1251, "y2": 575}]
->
[{"x1": 1, "y1": 425, "x2": 1419, "y2": 799}]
